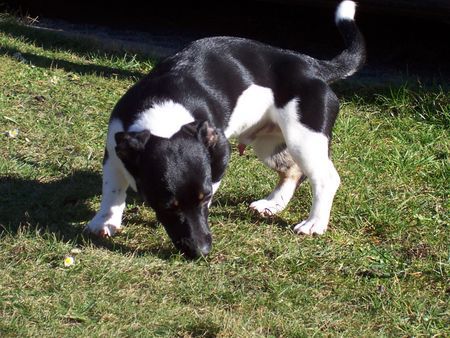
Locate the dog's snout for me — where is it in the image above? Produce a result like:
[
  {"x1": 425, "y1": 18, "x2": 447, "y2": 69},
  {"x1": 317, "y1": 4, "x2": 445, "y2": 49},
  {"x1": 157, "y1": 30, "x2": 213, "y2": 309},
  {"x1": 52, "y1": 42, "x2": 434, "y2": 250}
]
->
[
  {"x1": 198, "y1": 233, "x2": 212, "y2": 256},
  {"x1": 179, "y1": 232, "x2": 212, "y2": 258},
  {"x1": 198, "y1": 243, "x2": 211, "y2": 256}
]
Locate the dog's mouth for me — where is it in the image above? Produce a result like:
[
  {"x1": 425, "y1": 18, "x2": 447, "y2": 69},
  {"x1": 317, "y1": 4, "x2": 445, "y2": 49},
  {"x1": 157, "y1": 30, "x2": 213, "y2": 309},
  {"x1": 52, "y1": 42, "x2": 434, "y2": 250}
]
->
[
  {"x1": 155, "y1": 206, "x2": 213, "y2": 258},
  {"x1": 172, "y1": 234, "x2": 212, "y2": 259},
  {"x1": 180, "y1": 236, "x2": 212, "y2": 258}
]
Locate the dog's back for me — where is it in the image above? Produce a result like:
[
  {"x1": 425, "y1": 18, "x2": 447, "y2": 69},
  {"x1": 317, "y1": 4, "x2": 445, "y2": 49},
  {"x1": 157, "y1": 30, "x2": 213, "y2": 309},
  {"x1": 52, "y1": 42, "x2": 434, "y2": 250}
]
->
[{"x1": 87, "y1": 1, "x2": 366, "y2": 257}]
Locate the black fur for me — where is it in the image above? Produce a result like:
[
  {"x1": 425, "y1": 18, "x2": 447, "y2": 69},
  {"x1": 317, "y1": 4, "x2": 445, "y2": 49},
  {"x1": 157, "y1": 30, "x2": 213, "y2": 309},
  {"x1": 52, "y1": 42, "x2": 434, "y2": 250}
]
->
[
  {"x1": 111, "y1": 13, "x2": 365, "y2": 136},
  {"x1": 101, "y1": 5, "x2": 365, "y2": 258}
]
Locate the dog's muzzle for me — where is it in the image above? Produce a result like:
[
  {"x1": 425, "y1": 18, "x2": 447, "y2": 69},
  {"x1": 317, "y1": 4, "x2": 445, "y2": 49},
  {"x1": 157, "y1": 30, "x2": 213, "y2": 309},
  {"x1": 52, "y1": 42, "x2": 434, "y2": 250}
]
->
[{"x1": 177, "y1": 232, "x2": 212, "y2": 258}]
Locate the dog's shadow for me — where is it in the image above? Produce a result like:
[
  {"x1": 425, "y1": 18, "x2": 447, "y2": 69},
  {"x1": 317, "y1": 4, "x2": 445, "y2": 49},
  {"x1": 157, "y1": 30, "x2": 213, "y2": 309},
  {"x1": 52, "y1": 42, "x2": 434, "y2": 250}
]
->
[
  {"x1": 1, "y1": 168, "x2": 293, "y2": 259},
  {"x1": 0, "y1": 169, "x2": 179, "y2": 259}
]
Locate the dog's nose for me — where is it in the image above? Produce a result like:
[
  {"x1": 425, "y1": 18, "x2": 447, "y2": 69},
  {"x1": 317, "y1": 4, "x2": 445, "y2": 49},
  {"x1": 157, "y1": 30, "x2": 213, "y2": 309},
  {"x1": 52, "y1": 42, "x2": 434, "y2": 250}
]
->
[
  {"x1": 193, "y1": 233, "x2": 212, "y2": 257},
  {"x1": 198, "y1": 243, "x2": 211, "y2": 256},
  {"x1": 179, "y1": 233, "x2": 212, "y2": 258},
  {"x1": 183, "y1": 243, "x2": 211, "y2": 258},
  {"x1": 201, "y1": 233, "x2": 213, "y2": 255}
]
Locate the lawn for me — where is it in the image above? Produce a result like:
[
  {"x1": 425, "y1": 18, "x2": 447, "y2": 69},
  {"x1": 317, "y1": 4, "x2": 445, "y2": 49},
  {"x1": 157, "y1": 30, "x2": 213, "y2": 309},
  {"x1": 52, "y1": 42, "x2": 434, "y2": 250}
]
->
[{"x1": 0, "y1": 15, "x2": 449, "y2": 337}]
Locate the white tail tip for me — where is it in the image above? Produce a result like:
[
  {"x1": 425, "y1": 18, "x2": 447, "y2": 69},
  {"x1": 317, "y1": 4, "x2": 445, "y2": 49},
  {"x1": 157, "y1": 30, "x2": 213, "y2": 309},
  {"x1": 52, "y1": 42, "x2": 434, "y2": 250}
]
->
[{"x1": 335, "y1": 1, "x2": 356, "y2": 23}]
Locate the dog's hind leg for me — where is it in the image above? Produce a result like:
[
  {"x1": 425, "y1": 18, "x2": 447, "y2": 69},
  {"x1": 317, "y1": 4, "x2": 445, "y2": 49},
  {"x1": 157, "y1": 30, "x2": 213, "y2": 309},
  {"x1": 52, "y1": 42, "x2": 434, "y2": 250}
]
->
[
  {"x1": 276, "y1": 85, "x2": 340, "y2": 235},
  {"x1": 250, "y1": 137, "x2": 305, "y2": 217}
]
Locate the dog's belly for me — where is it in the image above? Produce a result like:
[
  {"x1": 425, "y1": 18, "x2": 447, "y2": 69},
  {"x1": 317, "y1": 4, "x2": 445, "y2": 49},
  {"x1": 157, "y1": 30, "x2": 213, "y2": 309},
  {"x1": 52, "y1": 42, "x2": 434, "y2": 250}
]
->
[
  {"x1": 224, "y1": 84, "x2": 282, "y2": 144},
  {"x1": 237, "y1": 121, "x2": 283, "y2": 145}
]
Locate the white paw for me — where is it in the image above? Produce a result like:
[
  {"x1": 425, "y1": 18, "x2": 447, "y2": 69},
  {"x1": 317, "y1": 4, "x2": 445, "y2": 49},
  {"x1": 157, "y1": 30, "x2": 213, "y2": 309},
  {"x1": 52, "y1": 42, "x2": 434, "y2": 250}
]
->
[
  {"x1": 249, "y1": 199, "x2": 284, "y2": 217},
  {"x1": 85, "y1": 219, "x2": 121, "y2": 238},
  {"x1": 293, "y1": 218, "x2": 328, "y2": 235}
]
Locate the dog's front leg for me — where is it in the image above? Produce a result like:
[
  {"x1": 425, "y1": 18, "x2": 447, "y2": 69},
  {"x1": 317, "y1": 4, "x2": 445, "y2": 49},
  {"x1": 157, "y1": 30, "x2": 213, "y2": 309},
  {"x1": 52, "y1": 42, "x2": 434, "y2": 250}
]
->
[{"x1": 86, "y1": 156, "x2": 129, "y2": 237}]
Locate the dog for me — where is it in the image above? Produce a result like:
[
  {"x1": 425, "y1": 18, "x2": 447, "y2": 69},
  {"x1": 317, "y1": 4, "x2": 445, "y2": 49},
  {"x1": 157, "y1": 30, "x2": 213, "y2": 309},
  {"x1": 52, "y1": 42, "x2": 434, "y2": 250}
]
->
[{"x1": 86, "y1": 1, "x2": 366, "y2": 258}]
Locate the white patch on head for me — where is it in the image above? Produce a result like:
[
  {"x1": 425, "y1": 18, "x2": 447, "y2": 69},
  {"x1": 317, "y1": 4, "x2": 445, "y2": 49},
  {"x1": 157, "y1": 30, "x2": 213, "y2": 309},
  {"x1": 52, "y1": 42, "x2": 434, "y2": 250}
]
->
[
  {"x1": 129, "y1": 100, "x2": 194, "y2": 138},
  {"x1": 224, "y1": 84, "x2": 275, "y2": 139},
  {"x1": 335, "y1": 0, "x2": 356, "y2": 23}
]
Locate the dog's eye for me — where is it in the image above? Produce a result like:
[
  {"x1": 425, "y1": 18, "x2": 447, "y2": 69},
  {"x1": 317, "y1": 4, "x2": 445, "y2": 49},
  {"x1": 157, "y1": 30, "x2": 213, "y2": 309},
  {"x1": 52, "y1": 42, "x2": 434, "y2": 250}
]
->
[{"x1": 167, "y1": 199, "x2": 179, "y2": 210}]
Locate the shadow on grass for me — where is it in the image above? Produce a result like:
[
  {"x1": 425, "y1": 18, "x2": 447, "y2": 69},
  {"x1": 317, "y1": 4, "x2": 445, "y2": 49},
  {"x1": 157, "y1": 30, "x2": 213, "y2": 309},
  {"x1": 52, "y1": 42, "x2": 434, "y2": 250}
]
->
[
  {"x1": 0, "y1": 170, "x2": 100, "y2": 235},
  {"x1": 0, "y1": 169, "x2": 178, "y2": 260},
  {"x1": 0, "y1": 21, "x2": 147, "y2": 80},
  {"x1": 0, "y1": 45, "x2": 144, "y2": 80}
]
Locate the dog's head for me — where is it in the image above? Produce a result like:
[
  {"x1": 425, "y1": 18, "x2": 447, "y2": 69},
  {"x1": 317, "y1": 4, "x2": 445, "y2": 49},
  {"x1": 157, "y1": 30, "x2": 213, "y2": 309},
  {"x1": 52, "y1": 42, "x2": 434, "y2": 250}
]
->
[{"x1": 114, "y1": 121, "x2": 229, "y2": 258}]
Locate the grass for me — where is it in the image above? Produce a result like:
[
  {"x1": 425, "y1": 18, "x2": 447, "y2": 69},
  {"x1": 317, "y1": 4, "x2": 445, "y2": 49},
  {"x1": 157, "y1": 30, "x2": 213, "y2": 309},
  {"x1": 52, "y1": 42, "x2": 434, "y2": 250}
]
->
[{"x1": 1, "y1": 15, "x2": 449, "y2": 337}]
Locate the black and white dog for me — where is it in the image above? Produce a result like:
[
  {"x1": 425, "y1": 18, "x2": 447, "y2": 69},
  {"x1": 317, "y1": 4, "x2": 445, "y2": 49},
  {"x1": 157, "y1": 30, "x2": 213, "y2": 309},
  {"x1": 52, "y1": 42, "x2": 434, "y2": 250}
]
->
[{"x1": 86, "y1": 1, "x2": 366, "y2": 258}]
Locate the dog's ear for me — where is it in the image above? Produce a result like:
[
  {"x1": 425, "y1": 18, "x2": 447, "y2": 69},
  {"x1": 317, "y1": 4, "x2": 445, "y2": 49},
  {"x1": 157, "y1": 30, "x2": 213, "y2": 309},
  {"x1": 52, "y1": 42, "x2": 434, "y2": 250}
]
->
[
  {"x1": 181, "y1": 120, "x2": 229, "y2": 182},
  {"x1": 180, "y1": 120, "x2": 219, "y2": 148},
  {"x1": 196, "y1": 121, "x2": 219, "y2": 148},
  {"x1": 180, "y1": 121, "x2": 198, "y2": 137},
  {"x1": 115, "y1": 130, "x2": 151, "y2": 162}
]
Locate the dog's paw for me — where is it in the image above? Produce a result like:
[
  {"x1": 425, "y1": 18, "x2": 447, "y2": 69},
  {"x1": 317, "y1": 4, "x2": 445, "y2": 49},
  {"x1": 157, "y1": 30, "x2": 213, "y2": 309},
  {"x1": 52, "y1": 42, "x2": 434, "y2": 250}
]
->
[
  {"x1": 293, "y1": 218, "x2": 328, "y2": 235},
  {"x1": 85, "y1": 221, "x2": 121, "y2": 238},
  {"x1": 249, "y1": 199, "x2": 284, "y2": 217}
]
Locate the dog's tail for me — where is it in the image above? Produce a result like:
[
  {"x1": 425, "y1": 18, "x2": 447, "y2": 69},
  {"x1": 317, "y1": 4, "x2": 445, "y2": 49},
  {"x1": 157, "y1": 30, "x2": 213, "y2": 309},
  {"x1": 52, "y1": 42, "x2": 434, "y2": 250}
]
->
[{"x1": 317, "y1": 1, "x2": 366, "y2": 83}]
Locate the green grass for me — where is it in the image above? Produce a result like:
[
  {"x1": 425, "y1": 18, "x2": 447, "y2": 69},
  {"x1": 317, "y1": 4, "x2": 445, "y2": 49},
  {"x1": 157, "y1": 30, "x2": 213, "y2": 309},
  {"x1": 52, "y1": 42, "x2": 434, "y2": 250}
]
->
[{"x1": 1, "y1": 16, "x2": 449, "y2": 337}]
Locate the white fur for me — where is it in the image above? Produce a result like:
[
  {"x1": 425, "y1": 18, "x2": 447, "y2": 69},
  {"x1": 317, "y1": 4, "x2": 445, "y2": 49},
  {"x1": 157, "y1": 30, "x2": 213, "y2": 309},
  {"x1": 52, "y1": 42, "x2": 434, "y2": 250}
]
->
[
  {"x1": 274, "y1": 99, "x2": 340, "y2": 235},
  {"x1": 335, "y1": 0, "x2": 356, "y2": 23},
  {"x1": 86, "y1": 119, "x2": 134, "y2": 236},
  {"x1": 212, "y1": 181, "x2": 221, "y2": 195},
  {"x1": 249, "y1": 134, "x2": 294, "y2": 215},
  {"x1": 86, "y1": 157, "x2": 128, "y2": 236},
  {"x1": 89, "y1": 84, "x2": 340, "y2": 237},
  {"x1": 224, "y1": 87, "x2": 340, "y2": 234},
  {"x1": 208, "y1": 181, "x2": 222, "y2": 208},
  {"x1": 107, "y1": 119, "x2": 137, "y2": 191},
  {"x1": 130, "y1": 100, "x2": 194, "y2": 138},
  {"x1": 224, "y1": 84, "x2": 275, "y2": 139},
  {"x1": 249, "y1": 178, "x2": 298, "y2": 216}
]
